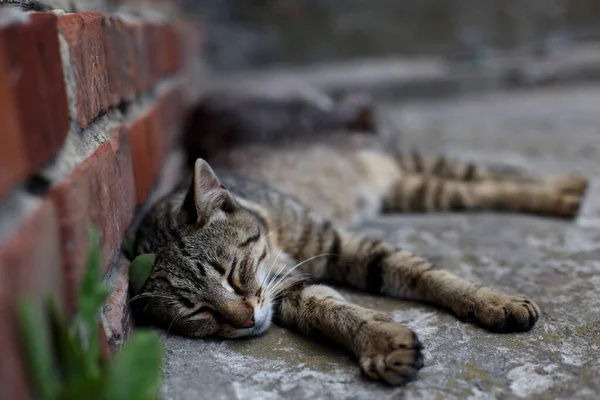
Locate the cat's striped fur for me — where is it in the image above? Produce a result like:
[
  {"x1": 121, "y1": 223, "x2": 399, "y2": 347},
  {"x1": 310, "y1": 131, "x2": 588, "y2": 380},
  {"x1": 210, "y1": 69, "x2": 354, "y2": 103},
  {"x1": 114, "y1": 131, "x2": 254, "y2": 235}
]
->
[{"x1": 134, "y1": 131, "x2": 588, "y2": 386}]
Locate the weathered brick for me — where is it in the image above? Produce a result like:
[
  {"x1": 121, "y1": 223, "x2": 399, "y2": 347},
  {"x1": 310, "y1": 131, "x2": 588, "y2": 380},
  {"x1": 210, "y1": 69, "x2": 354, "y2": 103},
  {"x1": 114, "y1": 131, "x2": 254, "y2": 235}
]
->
[
  {"x1": 103, "y1": 15, "x2": 136, "y2": 106},
  {"x1": 58, "y1": 12, "x2": 110, "y2": 129},
  {"x1": 163, "y1": 24, "x2": 181, "y2": 75},
  {"x1": 129, "y1": 106, "x2": 166, "y2": 204},
  {"x1": 0, "y1": 44, "x2": 27, "y2": 199},
  {"x1": 144, "y1": 22, "x2": 184, "y2": 84},
  {"x1": 0, "y1": 13, "x2": 69, "y2": 189},
  {"x1": 102, "y1": 256, "x2": 133, "y2": 351},
  {"x1": 124, "y1": 20, "x2": 151, "y2": 94},
  {"x1": 0, "y1": 200, "x2": 64, "y2": 400},
  {"x1": 174, "y1": 20, "x2": 204, "y2": 104},
  {"x1": 49, "y1": 126, "x2": 135, "y2": 309},
  {"x1": 144, "y1": 23, "x2": 162, "y2": 86},
  {"x1": 159, "y1": 85, "x2": 185, "y2": 147}
]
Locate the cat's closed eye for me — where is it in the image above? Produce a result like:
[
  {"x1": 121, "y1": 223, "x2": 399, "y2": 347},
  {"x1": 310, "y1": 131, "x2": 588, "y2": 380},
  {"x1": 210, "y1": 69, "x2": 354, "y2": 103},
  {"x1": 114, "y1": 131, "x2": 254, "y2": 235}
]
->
[
  {"x1": 179, "y1": 297, "x2": 217, "y2": 318},
  {"x1": 227, "y1": 263, "x2": 245, "y2": 295},
  {"x1": 179, "y1": 296, "x2": 195, "y2": 308},
  {"x1": 188, "y1": 306, "x2": 216, "y2": 318}
]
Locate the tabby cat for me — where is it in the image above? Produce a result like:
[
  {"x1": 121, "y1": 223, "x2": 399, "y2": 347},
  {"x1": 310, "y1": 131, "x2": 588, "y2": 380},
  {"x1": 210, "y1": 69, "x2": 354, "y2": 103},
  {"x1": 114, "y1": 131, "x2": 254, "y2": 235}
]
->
[{"x1": 134, "y1": 92, "x2": 588, "y2": 386}]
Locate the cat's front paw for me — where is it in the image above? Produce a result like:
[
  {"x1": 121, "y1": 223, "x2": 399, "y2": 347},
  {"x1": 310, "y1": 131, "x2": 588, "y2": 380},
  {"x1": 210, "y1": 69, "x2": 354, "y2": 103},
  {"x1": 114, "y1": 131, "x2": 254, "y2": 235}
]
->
[
  {"x1": 466, "y1": 289, "x2": 540, "y2": 332},
  {"x1": 358, "y1": 321, "x2": 424, "y2": 386}
]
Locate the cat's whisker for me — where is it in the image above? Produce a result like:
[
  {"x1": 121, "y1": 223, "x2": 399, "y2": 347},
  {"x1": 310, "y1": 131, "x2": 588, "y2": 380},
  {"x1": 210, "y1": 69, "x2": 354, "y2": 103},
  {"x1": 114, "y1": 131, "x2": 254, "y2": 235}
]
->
[
  {"x1": 263, "y1": 253, "x2": 335, "y2": 299},
  {"x1": 268, "y1": 276, "x2": 312, "y2": 303},
  {"x1": 265, "y1": 220, "x2": 294, "y2": 239},
  {"x1": 261, "y1": 249, "x2": 283, "y2": 287},
  {"x1": 266, "y1": 273, "x2": 313, "y2": 298},
  {"x1": 129, "y1": 292, "x2": 177, "y2": 303},
  {"x1": 268, "y1": 253, "x2": 333, "y2": 293},
  {"x1": 269, "y1": 281, "x2": 307, "y2": 298},
  {"x1": 167, "y1": 308, "x2": 186, "y2": 334},
  {"x1": 265, "y1": 262, "x2": 313, "y2": 297},
  {"x1": 264, "y1": 267, "x2": 285, "y2": 298},
  {"x1": 265, "y1": 257, "x2": 288, "y2": 292},
  {"x1": 267, "y1": 271, "x2": 308, "y2": 293}
]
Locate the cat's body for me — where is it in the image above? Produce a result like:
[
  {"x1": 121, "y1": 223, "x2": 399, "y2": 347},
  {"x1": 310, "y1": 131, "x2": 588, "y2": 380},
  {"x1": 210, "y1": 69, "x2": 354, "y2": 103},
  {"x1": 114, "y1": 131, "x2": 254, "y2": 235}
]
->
[
  {"x1": 134, "y1": 91, "x2": 589, "y2": 386},
  {"x1": 183, "y1": 82, "x2": 377, "y2": 165}
]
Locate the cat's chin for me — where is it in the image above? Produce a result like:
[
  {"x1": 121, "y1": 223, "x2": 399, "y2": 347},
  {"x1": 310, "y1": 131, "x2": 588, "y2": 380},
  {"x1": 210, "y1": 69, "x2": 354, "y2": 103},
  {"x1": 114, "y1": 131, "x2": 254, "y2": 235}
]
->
[{"x1": 250, "y1": 303, "x2": 273, "y2": 336}]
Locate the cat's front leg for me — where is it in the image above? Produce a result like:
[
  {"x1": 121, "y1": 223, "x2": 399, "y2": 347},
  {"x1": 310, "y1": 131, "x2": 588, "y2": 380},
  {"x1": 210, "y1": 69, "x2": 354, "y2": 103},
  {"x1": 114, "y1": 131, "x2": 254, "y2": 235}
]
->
[
  {"x1": 321, "y1": 231, "x2": 541, "y2": 332},
  {"x1": 274, "y1": 282, "x2": 424, "y2": 385}
]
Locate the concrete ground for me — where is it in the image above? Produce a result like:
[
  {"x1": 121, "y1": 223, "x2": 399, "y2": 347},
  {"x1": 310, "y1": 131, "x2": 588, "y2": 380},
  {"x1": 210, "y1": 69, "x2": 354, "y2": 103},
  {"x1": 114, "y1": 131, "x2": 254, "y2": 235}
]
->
[{"x1": 160, "y1": 84, "x2": 600, "y2": 400}]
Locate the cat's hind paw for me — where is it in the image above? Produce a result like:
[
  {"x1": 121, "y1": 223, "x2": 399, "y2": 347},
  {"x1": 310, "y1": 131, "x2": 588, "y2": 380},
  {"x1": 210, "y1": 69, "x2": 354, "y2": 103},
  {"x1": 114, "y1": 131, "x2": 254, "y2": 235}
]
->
[
  {"x1": 358, "y1": 322, "x2": 424, "y2": 386},
  {"x1": 541, "y1": 173, "x2": 588, "y2": 219},
  {"x1": 547, "y1": 173, "x2": 589, "y2": 196},
  {"x1": 465, "y1": 289, "x2": 540, "y2": 333},
  {"x1": 553, "y1": 193, "x2": 583, "y2": 219}
]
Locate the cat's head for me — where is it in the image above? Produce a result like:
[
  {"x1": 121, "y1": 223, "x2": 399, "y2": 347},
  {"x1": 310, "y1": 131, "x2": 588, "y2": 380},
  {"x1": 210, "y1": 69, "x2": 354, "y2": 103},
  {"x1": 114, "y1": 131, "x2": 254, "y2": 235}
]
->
[{"x1": 138, "y1": 159, "x2": 275, "y2": 338}]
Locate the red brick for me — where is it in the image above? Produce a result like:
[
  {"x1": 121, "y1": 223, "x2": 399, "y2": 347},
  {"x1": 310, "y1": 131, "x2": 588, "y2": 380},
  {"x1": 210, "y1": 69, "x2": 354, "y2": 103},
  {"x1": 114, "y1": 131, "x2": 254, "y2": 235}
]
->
[
  {"x1": 128, "y1": 86, "x2": 186, "y2": 205},
  {"x1": 0, "y1": 13, "x2": 69, "y2": 186},
  {"x1": 174, "y1": 20, "x2": 204, "y2": 104},
  {"x1": 144, "y1": 23, "x2": 183, "y2": 82},
  {"x1": 0, "y1": 43, "x2": 27, "y2": 199},
  {"x1": 49, "y1": 126, "x2": 135, "y2": 310},
  {"x1": 149, "y1": 23, "x2": 181, "y2": 79},
  {"x1": 129, "y1": 106, "x2": 169, "y2": 204},
  {"x1": 102, "y1": 256, "x2": 133, "y2": 351},
  {"x1": 124, "y1": 20, "x2": 151, "y2": 94},
  {"x1": 58, "y1": 12, "x2": 110, "y2": 129},
  {"x1": 144, "y1": 23, "x2": 162, "y2": 86},
  {"x1": 163, "y1": 25, "x2": 181, "y2": 75},
  {"x1": 176, "y1": 20, "x2": 203, "y2": 68},
  {"x1": 103, "y1": 16, "x2": 136, "y2": 106},
  {"x1": 157, "y1": 85, "x2": 185, "y2": 149},
  {"x1": 0, "y1": 200, "x2": 64, "y2": 400}
]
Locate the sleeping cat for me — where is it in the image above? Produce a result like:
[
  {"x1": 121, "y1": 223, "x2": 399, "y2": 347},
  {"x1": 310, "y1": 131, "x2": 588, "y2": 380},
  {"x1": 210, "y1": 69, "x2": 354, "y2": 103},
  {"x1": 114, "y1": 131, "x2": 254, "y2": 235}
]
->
[{"x1": 134, "y1": 97, "x2": 588, "y2": 386}]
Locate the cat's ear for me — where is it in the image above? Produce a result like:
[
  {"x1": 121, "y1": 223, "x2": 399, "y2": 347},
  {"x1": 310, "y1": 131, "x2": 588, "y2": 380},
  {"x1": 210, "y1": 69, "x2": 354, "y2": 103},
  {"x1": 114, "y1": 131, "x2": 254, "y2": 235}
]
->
[{"x1": 182, "y1": 158, "x2": 235, "y2": 225}]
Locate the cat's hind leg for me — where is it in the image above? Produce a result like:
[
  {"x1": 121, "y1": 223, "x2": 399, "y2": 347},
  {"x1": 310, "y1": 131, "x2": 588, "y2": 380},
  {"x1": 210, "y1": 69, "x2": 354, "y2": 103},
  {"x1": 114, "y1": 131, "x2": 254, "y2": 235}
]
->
[
  {"x1": 274, "y1": 282, "x2": 423, "y2": 385},
  {"x1": 396, "y1": 151, "x2": 589, "y2": 196},
  {"x1": 382, "y1": 173, "x2": 583, "y2": 219}
]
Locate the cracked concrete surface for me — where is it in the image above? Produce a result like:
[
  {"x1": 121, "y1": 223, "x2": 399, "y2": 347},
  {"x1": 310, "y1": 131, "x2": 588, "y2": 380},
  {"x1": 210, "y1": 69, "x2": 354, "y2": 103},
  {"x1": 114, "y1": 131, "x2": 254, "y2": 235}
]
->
[{"x1": 161, "y1": 85, "x2": 600, "y2": 400}]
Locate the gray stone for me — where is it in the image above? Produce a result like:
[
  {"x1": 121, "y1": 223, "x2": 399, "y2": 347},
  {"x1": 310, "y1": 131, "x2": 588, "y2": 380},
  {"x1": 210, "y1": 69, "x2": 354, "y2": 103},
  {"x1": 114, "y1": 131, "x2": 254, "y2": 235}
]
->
[
  {"x1": 161, "y1": 85, "x2": 600, "y2": 399},
  {"x1": 206, "y1": 46, "x2": 600, "y2": 104}
]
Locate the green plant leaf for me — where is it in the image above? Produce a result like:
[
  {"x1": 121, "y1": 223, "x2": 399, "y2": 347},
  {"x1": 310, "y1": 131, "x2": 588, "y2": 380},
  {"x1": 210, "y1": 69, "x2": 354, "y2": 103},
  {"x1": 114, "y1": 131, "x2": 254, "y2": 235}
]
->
[
  {"x1": 16, "y1": 298, "x2": 57, "y2": 400},
  {"x1": 78, "y1": 226, "x2": 109, "y2": 330},
  {"x1": 75, "y1": 226, "x2": 109, "y2": 376},
  {"x1": 130, "y1": 253, "x2": 155, "y2": 295},
  {"x1": 47, "y1": 297, "x2": 90, "y2": 382},
  {"x1": 59, "y1": 374, "x2": 107, "y2": 400},
  {"x1": 107, "y1": 330, "x2": 163, "y2": 400}
]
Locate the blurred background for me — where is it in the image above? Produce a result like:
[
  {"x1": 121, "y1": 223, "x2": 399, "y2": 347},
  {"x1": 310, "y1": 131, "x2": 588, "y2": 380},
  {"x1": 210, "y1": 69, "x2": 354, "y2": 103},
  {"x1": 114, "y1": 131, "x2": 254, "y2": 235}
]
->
[
  {"x1": 182, "y1": 0, "x2": 600, "y2": 71},
  {"x1": 160, "y1": 3, "x2": 600, "y2": 397},
  {"x1": 1, "y1": 1, "x2": 599, "y2": 399}
]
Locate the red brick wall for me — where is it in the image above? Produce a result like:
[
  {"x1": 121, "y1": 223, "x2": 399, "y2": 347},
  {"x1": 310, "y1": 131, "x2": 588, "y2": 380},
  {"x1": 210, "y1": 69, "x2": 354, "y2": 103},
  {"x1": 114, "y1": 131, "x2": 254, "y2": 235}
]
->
[{"x1": 0, "y1": 4, "x2": 202, "y2": 398}]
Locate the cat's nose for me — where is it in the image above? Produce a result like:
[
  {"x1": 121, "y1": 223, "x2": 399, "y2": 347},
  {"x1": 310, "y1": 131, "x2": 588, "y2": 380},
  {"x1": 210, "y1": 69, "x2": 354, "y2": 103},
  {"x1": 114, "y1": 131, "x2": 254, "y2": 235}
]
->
[{"x1": 241, "y1": 315, "x2": 255, "y2": 328}]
